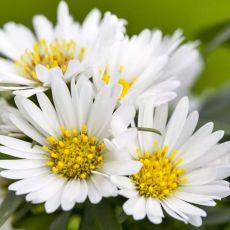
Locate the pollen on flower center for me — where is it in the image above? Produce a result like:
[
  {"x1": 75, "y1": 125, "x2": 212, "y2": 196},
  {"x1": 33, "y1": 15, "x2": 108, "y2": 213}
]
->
[
  {"x1": 131, "y1": 146, "x2": 187, "y2": 199},
  {"x1": 101, "y1": 66, "x2": 136, "y2": 100},
  {"x1": 15, "y1": 39, "x2": 85, "y2": 82},
  {"x1": 43, "y1": 125, "x2": 104, "y2": 180}
]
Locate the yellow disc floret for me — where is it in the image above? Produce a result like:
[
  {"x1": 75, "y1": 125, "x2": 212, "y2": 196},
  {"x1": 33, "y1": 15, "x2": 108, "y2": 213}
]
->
[
  {"x1": 15, "y1": 39, "x2": 79, "y2": 82},
  {"x1": 101, "y1": 66, "x2": 136, "y2": 100},
  {"x1": 44, "y1": 125, "x2": 105, "y2": 180},
  {"x1": 131, "y1": 146, "x2": 187, "y2": 199}
]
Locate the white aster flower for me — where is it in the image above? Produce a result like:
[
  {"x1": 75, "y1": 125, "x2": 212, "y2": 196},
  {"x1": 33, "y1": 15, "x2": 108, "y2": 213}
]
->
[
  {"x1": 93, "y1": 29, "x2": 202, "y2": 106},
  {"x1": 111, "y1": 97, "x2": 230, "y2": 226},
  {"x1": 0, "y1": 72, "x2": 141, "y2": 213},
  {"x1": 0, "y1": 1, "x2": 126, "y2": 97},
  {"x1": 0, "y1": 99, "x2": 23, "y2": 138}
]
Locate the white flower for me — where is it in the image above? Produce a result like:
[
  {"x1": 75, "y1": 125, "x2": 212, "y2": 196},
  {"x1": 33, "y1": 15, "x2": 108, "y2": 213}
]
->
[
  {"x1": 0, "y1": 71, "x2": 141, "y2": 213},
  {"x1": 0, "y1": 99, "x2": 23, "y2": 138},
  {"x1": 93, "y1": 29, "x2": 202, "y2": 106},
  {"x1": 0, "y1": 1, "x2": 126, "y2": 97},
  {"x1": 111, "y1": 97, "x2": 230, "y2": 226}
]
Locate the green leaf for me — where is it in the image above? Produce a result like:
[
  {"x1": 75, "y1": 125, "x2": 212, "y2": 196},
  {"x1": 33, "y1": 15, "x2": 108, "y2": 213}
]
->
[
  {"x1": 0, "y1": 191, "x2": 23, "y2": 227},
  {"x1": 203, "y1": 207, "x2": 230, "y2": 226},
  {"x1": 50, "y1": 211, "x2": 70, "y2": 230},
  {"x1": 197, "y1": 20, "x2": 230, "y2": 53},
  {"x1": 137, "y1": 127, "x2": 161, "y2": 135},
  {"x1": 14, "y1": 213, "x2": 58, "y2": 230},
  {"x1": 199, "y1": 84, "x2": 230, "y2": 136},
  {"x1": 205, "y1": 24, "x2": 230, "y2": 53},
  {"x1": 31, "y1": 140, "x2": 38, "y2": 148},
  {"x1": 68, "y1": 214, "x2": 81, "y2": 230},
  {"x1": 80, "y1": 199, "x2": 122, "y2": 230}
]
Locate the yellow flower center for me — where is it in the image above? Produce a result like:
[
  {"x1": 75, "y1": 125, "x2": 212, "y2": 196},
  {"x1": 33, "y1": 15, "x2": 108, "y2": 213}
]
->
[
  {"x1": 43, "y1": 125, "x2": 104, "y2": 180},
  {"x1": 101, "y1": 66, "x2": 136, "y2": 100},
  {"x1": 15, "y1": 39, "x2": 85, "y2": 82},
  {"x1": 131, "y1": 146, "x2": 187, "y2": 199}
]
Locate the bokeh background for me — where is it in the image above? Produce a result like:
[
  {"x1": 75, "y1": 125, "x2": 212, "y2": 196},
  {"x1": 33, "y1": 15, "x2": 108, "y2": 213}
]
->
[{"x1": 0, "y1": 0, "x2": 230, "y2": 229}]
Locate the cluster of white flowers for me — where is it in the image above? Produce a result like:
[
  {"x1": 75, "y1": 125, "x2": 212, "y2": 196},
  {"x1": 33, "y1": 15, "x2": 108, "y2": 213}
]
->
[{"x1": 0, "y1": 1, "x2": 229, "y2": 228}]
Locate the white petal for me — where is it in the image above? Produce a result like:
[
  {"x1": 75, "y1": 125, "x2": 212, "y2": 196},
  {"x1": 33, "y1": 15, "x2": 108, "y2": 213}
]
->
[
  {"x1": 132, "y1": 197, "x2": 146, "y2": 220},
  {"x1": 123, "y1": 195, "x2": 139, "y2": 215},
  {"x1": 0, "y1": 146, "x2": 45, "y2": 159},
  {"x1": 33, "y1": 15, "x2": 54, "y2": 41},
  {"x1": 61, "y1": 180, "x2": 77, "y2": 211},
  {"x1": 175, "y1": 111, "x2": 199, "y2": 148},
  {"x1": 87, "y1": 179, "x2": 102, "y2": 204},
  {"x1": 0, "y1": 135, "x2": 43, "y2": 153},
  {"x1": 111, "y1": 103, "x2": 135, "y2": 137},
  {"x1": 15, "y1": 95, "x2": 55, "y2": 136},
  {"x1": 0, "y1": 159, "x2": 45, "y2": 170},
  {"x1": 163, "y1": 97, "x2": 189, "y2": 153},
  {"x1": 177, "y1": 122, "x2": 214, "y2": 158},
  {"x1": 45, "y1": 189, "x2": 63, "y2": 213},
  {"x1": 51, "y1": 74, "x2": 76, "y2": 129},
  {"x1": 161, "y1": 200, "x2": 188, "y2": 223},
  {"x1": 175, "y1": 191, "x2": 217, "y2": 206},
  {"x1": 146, "y1": 198, "x2": 164, "y2": 217},
  {"x1": 13, "y1": 87, "x2": 46, "y2": 97},
  {"x1": 110, "y1": 175, "x2": 135, "y2": 189},
  {"x1": 71, "y1": 76, "x2": 94, "y2": 130},
  {"x1": 137, "y1": 102, "x2": 154, "y2": 153},
  {"x1": 10, "y1": 114, "x2": 45, "y2": 145},
  {"x1": 100, "y1": 160, "x2": 142, "y2": 176},
  {"x1": 166, "y1": 197, "x2": 206, "y2": 217},
  {"x1": 186, "y1": 166, "x2": 230, "y2": 185},
  {"x1": 181, "y1": 130, "x2": 224, "y2": 166},
  {"x1": 1, "y1": 167, "x2": 49, "y2": 179},
  {"x1": 75, "y1": 180, "x2": 88, "y2": 203},
  {"x1": 27, "y1": 176, "x2": 66, "y2": 203},
  {"x1": 118, "y1": 189, "x2": 138, "y2": 198},
  {"x1": 91, "y1": 174, "x2": 117, "y2": 197}
]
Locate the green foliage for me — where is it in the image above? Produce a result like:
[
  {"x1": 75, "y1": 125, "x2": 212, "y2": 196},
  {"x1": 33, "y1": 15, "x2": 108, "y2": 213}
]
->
[
  {"x1": 80, "y1": 200, "x2": 122, "y2": 230},
  {"x1": 0, "y1": 192, "x2": 23, "y2": 227},
  {"x1": 50, "y1": 212, "x2": 71, "y2": 230},
  {"x1": 199, "y1": 84, "x2": 230, "y2": 137}
]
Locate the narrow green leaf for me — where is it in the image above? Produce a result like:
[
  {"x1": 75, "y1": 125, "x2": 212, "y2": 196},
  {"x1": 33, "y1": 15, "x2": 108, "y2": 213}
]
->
[
  {"x1": 197, "y1": 19, "x2": 230, "y2": 52},
  {"x1": 203, "y1": 207, "x2": 230, "y2": 226},
  {"x1": 68, "y1": 214, "x2": 81, "y2": 230},
  {"x1": 31, "y1": 140, "x2": 38, "y2": 148},
  {"x1": 137, "y1": 127, "x2": 161, "y2": 135},
  {"x1": 199, "y1": 84, "x2": 230, "y2": 136},
  {"x1": 14, "y1": 213, "x2": 58, "y2": 230},
  {"x1": 80, "y1": 200, "x2": 122, "y2": 230},
  {"x1": 205, "y1": 25, "x2": 230, "y2": 53},
  {"x1": 0, "y1": 191, "x2": 23, "y2": 227},
  {"x1": 50, "y1": 211, "x2": 70, "y2": 230}
]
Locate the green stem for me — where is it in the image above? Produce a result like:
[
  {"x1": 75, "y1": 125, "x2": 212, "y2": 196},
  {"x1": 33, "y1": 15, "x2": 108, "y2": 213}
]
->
[{"x1": 137, "y1": 127, "x2": 161, "y2": 136}]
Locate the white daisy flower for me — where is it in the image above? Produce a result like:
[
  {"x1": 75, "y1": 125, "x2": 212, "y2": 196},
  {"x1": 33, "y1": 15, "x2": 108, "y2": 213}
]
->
[
  {"x1": 0, "y1": 71, "x2": 141, "y2": 213},
  {"x1": 93, "y1": 29, "x2": 202, "y2": 106},
  {"x1": 0, "y1": 1, "x2": 126, "y2": 97},
  {"x1": 0, "y1": 99, "x2": 23, "y2": 138},
  {"x1": 111, "y1": 97, "x2": 230, "y2": 226}
]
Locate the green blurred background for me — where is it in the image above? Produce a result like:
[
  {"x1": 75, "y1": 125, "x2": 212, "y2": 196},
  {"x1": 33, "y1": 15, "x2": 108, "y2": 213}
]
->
[
  {"x1": 0, "y1": 0, "x2": 230, "y2": 94},
  {"x1": 0, "y1": 1, "x2": 230, "y2": 229}
]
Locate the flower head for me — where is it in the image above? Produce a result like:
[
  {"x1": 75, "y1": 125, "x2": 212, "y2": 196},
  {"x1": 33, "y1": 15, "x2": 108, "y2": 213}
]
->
[
  {"x1": 93, "y1": 30, "x2": 202, "y2": 106},
  {"x1": 0, "y1": 1, "x2": 126, "y2": 97},
  {"x1": 111, "y1": 97, "x2": 230, "y2": 226},
  {"x1": 0, "y1": 72, "x2": 141, "y2": 213}
]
